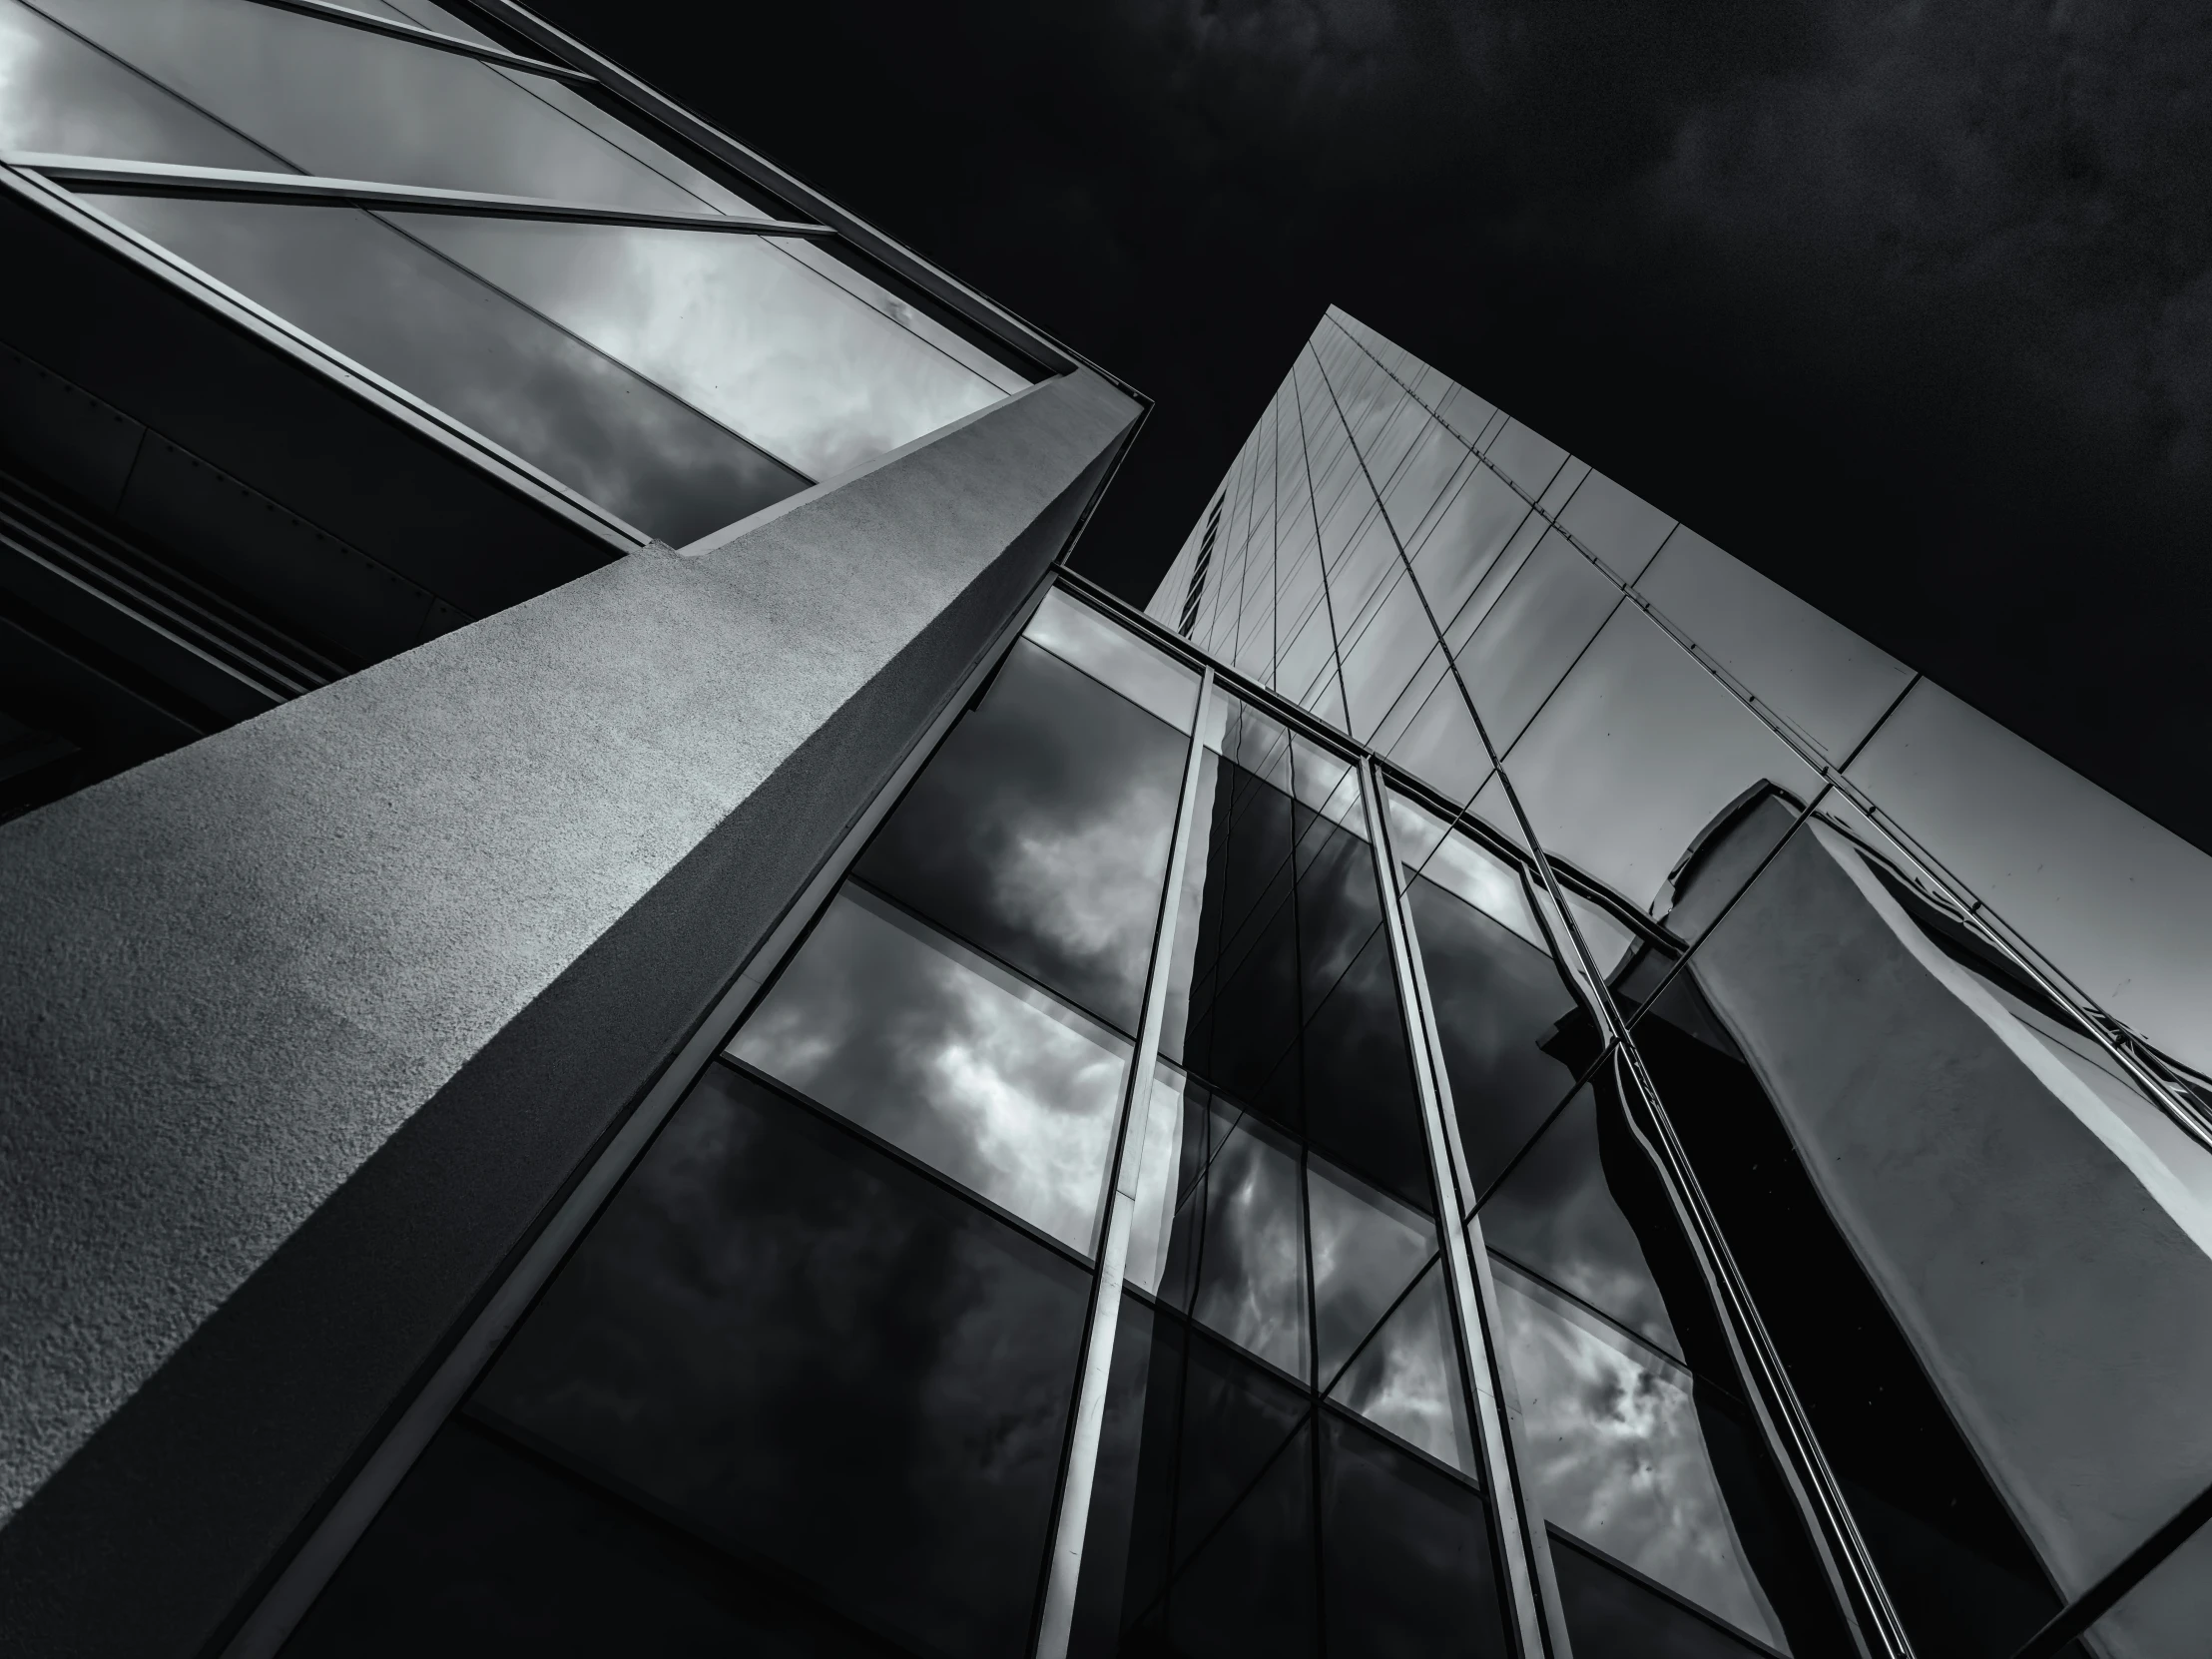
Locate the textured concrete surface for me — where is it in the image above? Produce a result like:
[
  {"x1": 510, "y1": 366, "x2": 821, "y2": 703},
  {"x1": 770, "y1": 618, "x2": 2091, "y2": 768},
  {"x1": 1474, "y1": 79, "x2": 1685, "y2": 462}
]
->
[
  {"x1": 1688, "y1": 818, "x2": 2212, "y2": 1654},
  {"x1": 0, "y1": 367, "x2": 1136, "y2": 1540}
]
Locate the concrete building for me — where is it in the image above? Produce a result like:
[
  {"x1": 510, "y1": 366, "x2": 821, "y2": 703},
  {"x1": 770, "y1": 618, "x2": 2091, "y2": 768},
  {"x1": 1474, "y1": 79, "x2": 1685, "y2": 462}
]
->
[{"x1": 1, "y1": 4, "x2": 2208, "y2": 1658}]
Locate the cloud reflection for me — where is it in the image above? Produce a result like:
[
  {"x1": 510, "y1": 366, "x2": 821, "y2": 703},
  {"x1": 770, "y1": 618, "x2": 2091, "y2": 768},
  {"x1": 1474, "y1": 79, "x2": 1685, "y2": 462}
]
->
[
  {"x1": 730, "y1": 885, "x2": 1128, "y2": 1255},
  {"x1": 1328, "y1": 1262, "x2": 1474, "y2": 1474},
  {"x1": 1496, "y1": 1268, "x2": 1788, "y2": 1651}
]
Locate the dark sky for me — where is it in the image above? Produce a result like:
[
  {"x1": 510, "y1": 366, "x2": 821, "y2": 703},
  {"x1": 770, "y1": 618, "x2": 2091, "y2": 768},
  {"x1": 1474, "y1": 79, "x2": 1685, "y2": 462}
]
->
[{"x1": 539, "y1": 0, "x2": 2212, "y2": 850}]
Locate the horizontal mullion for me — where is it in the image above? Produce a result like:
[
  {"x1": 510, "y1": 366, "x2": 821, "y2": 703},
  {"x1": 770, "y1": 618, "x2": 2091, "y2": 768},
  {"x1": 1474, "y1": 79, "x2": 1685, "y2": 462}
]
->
[
  {"x1": 239, "y1": 0, "x2": 600, "y2": 84},
  {"x1": 4, "y1": 154, "x2": 835, "y2": 238}
]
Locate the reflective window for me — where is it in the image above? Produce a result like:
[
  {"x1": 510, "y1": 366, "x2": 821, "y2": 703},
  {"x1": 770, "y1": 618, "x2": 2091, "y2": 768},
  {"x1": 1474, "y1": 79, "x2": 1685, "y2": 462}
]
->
[
  {"x1": 1451, "y1": 529, "x2": 1623, "y2": 754},
  {"x1": 465, "y1": 1065, "x2": 1089, "y2": 1659},
  {"x1": 1493, "y1": 604, "x2": 1823, "y2": 913},
  {"x1": 1493, "y1": 1261, "x2": 1821, "y2": 1655},
  {"x1": 1341, "y1": 569, "x2": 1441, "y2": 743},
  {"x1": 1635, "y1": 526, "x2": 1912, "y2": 763},
  {"x1": 1556, "y1": 466, "x2": 1674, "y2": 582},
  {"x1": 1480, "y1": 418, "x2": 1568, "y2": 499},
  {"x1": 1408, "y1": 462, "x2": 1537, "y2": 633},
  {"x1": 2079, "y1": 1501, "x2": 2212, "y2": 1659},
  {"x1": 23, "y1": 0, "x2": 1025, "y2": 533},
  {"x1": 86, "y1": 195, "x2": 804, "y2": 543},
  {"x1": 1023, "y1": 587, "x2": 1203, "y2": 733},
  {"x1": 727, "y1": 887, "x2": 1130, "y2": 1254},
  {"x1": 851, "y1": 637, "x2": 1190, "y2": 1035}
]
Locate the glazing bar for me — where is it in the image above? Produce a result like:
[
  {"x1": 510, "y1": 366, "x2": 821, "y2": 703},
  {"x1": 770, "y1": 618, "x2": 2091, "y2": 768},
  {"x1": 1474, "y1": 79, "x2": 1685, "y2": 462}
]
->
[
  {"x1": 238, "y1": 0, "x2": 599, "y2": 82},
  {"x1": 1361, "y1": 758, "x2": 1559, "y2": 1659},
  {"x1": 1033, "y1": 663, "x2": 1215, "y2": 1659},
  {"x1": 6, "y1": 155, "x2": 835, "y2": 237}
]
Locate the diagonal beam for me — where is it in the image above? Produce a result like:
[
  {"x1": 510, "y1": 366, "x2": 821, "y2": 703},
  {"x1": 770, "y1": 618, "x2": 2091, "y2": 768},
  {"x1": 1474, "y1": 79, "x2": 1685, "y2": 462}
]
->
[
  {"x1": 3, "y1": 154, "x2": 834, "y2": 238},
  {"x1": 238, "y1": 0, "x2": 599, "y2": 83}
]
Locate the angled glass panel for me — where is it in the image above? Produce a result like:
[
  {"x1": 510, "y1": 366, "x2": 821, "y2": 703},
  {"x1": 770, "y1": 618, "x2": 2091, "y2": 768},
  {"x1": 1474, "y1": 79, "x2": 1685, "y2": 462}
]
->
[
  {"x1": 0, "y1": 0, "x2": 274, "y2": 166},
  {"x1": 1304, "y1": 918, "x2": 1431, "y2": 1212},
  {"x1": 1547, "y1": 1535, "x2": 1785, "y2": 1659},
  {"x1": 471, "y1": 1064, "x2": 1089, "y2": 1659},
  {"x1": 1372, "y1": 646, "x2": 1450, "y2": 760},
  {"x1": 87, "y1": 196, "x2": 804, "y2": 541},
  {"x1": 1439, "y1": 507, "x2": 1548, "y2": 658},
  {"x1": 1556, "y1": 465, "x2": 1674, "y2": 581},
  {"x1": 395, "y1": 217, "x2": 1007, "y2": 480},
  {"x1": 1309, "y1": 1155, "x2": 1437, "y2": 1384},
  {"x1": 1342, "y1": 570, "x2": 1442, "y2": 743},
  {"x1": 42, "y1": 0, "x2": 764, "y2": 211},
  {"x1": 1642, "y1": 810, "x2": 2212, "y2": 1653},
  {"x1": 728, "y1": 885, "x2": 1130, "y2": 1255},
  {"x1": 1320, "y1": 1411, "x2": 1510, "y2": 1659},
  {"x1": 1127, "y1": 1062, "x2": 1209, "y2": 1299},
  {"x1": 1481, "y1": 417, "x2": 1568, "y2": 499},
  {"x1": 1406, "y1": 829, "x2": 1593, "y2": 1197},
  {"x1": 852, "y1": 637, "x2": 1188, "y2": 1034},
  {"x1": 1846, "y1": 680, "x2": 2212, "y2": 1075},
  {"x1": 1384, "y1": 790, "x2": 1454, "y2": 880},
  {"x1": 1380, "y1": 671, "x2": 1492, "y2": 810},
  {"x1": 1538, "y1": 456, "x2": 1589, "y2": 516},
  {"x1": 1635, "y1": 527, "x2": 1912, "y2": 763},
  {"x1": 1378, "y1": 418, "x2": 1464, "y2": 539},
  {"x1": 1492, "y1": 1262, "x2": 1802, "y2": 1654},
  {"x1": 1327, "y1": 1259, "x2": 1475, "y2": 1473},
  {"x1": 1024, "y1": 587, "x2": 1202, "y2": 733},
  {"x1": 1495, "y1": 603, "x2": 1823, "y2": 915},
  {"x1": 1188, "y1": 1108, "x2": 1311, "y2": 1378},
  {"x1": 2082, "y1": 1501, "x2": 2212, "y2": 1659},
  {"x1": 1434, "y1": 379, "x2": 1499, "y2": 446},
  {"x1": 1411, "y1": 463, "x2": 1537, "y2": 633},
  {"x1": 1330, "y1": 509, "x2": 1403, "y2": 637},
  {"x1": 1452, "y1": 529, "x2": 1624, "y2": 754}
]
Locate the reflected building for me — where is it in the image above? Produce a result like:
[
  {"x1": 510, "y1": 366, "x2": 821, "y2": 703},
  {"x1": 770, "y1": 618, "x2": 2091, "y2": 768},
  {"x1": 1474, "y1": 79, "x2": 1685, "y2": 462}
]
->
[{"x1": 0, "y1": 12, "x2": 2209, "y2": 1659}]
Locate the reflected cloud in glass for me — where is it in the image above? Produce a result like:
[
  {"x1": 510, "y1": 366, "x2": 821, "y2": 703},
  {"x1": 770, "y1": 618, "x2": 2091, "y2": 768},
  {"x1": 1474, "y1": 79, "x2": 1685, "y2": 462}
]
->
[
  {"x1": 1328, "y1": 1262, "x2": 1474, "y2": 1474},
  {"x1": 1189, "y1": 1111, "x2": 1310, "y2": 1378},
  {"x1": 1309, "y1": 1155, "x2": 1436, "y2": 1384},
  {"x1": 1494, "y1": 1265, "x2": 1789, "y2": 1652},
  {"x1": 729, "y1": 885, "x2": 1129, "y2": 1255},
  {"x1": 1025, "y1": 588, "x2": 1201, "y2": 734}
]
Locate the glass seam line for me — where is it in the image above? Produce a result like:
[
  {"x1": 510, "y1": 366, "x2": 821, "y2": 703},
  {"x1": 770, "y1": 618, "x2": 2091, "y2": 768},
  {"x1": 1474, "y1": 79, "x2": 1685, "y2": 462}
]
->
[
  {"x1": 213, "y1": 564, "x2": 1070, "y2": 1659},
  {"x1": 1360, "y1": 757, "x2": 1557, "y2": 1659},
  {"x1": 1317, "y1": 317, "x2": 2209, "y2": 1146},
  {"x1": 1033, "y1": 665, "x2": 1218, "y2": 1659},
  {"x1": 1310, "y1": 341, "x2": 1890, "y2": 1658},
  {"x1": 236, "y1": 0, "x2": 598, "y2": 81},
  {"x1": 1292, "y1": 348, "x2": 1352, "y2": 728}
]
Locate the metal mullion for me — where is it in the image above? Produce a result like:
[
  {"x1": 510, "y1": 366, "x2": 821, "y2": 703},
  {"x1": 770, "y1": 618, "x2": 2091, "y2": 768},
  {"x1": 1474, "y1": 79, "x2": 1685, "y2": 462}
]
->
[
  {"x1": 238, "y1": 0, "x2": 597, "y2": 80},
  {"x1": 1033, "y1": 666, "x2": 1218, "y2": 1659},
  {"x1": 1361, "y1": 756, "x2": 1560, "y2": 1659},
  {"x1": 13, "y1": 154, "x2": 834, "y2": 236}
]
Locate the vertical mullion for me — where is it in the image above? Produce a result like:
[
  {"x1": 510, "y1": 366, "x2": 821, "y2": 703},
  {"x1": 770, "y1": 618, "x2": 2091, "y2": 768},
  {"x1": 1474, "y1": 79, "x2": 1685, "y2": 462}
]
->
[
  {"x1": 1358, "y1": 757, "x2": 1558, "y2": 1659},
  {"x1": 1034, "y1": 665, "x2": 1218, "y2": 1659}
]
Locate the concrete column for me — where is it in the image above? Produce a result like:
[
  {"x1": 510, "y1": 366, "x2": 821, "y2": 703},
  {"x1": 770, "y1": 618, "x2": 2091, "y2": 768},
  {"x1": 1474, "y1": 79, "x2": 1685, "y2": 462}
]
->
[{"x1": 0, "y1": 366, "x2": 1139, "y2": 1656}]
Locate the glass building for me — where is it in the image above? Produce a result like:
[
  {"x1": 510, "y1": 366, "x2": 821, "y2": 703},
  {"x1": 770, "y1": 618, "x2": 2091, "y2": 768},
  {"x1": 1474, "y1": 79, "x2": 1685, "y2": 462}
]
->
[{"x1": 0, "y1": 11, "x2": 2208, "y2": 1659}]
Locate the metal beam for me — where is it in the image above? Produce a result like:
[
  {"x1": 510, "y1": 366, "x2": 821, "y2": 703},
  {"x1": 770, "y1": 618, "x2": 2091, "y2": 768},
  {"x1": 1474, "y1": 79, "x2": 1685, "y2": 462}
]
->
[
  {"x1": 237, "y1": 0, "x2": 599, "y2": 83},
  {"x1": 5, "y1": 155, "x2": 834, "y2": 238}
]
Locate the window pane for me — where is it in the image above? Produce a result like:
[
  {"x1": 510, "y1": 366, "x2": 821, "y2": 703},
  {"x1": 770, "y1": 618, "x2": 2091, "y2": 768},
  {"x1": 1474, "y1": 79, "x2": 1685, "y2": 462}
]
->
[
  {"x1": 1309, "y1": 1155, "x2": 1437, "y2": 1385},
  {"x1": 1024, "y1": 588, "x2": 1201, "y2": 732},
  {"x1": 1167, "y1": 1416, "x2": 1318, "y2": 1659},
  {"x1": 86, "y1": 196, "x2": 803, "y2": 541},
  {"x1": 397, "y1": 218, "x2": 1009, "y2": 480},
  {"x1": 1187, "y1": 1108, "x2": 1311, "y2": 1378},
  {"x1": 1644, "y1": 809, "x2": 2212, "y2": 1651},
  {"x1": 44, "y1": 0, "x2": 755, "y2": 210},
  {"x1": 1326, "y1": 1260, "x2": 1474, "y2": 1473},
  {"x1": 0, "y1": 0, "x2": 273, "y2": 167},
  {"x1": 1496, "y1": 604, "x2": 1823, "y2": 912},
  {"x1": 2082, "y1": 1502, "x2": 2212, "y2": 1659},
  {"x1": 1342, "y1": 572, "x2": 1442, "y2": 743},
  {"x1": 1381, "y1": 673, "x2": 1492, "y2": 810},
  {"x1": 1494, "y1": 1263, "x2": 1802, "y2": 1653},
  {"x1": 1320, "y1": 1412, "x2": 1510, "y2": 1659},
  {"x1": 729, "y1": 886, "x2": 1130, "y2": 1254},
  {"x1": 1407, "y1": 839, "x2": 1591, "y2": 1198},
  {"x1": 853, "y1": 637, "x2": 1189, "y2": 1034},
  {"x1": 1556, "y1": 466, "x2": 1674, "y2": 582},
  {"x1": 1635, "y1": 527, "x2": 1912, "y2": 763},
  {"x1": 470, "y1": 1065, "x2": 1090, "y2": 1659},
  {"x1": 1452, "y1": 529, "x2": 1623, "y2": 754},
  {"x1": 1481, "y1": 418, "x2": 1567, "y2": 499}
]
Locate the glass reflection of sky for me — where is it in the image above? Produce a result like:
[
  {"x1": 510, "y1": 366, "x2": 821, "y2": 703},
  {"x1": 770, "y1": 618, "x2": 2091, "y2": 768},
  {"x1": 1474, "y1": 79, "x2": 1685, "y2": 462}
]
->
[
  {"x1": 400, "y1": 218, "x2": 1008, "y2": 482},
  {"x1": 1309, "y1": 1156, "x2": 1435, "y2": 1384},
  {"x1": 1495, "y1": 1265, "x2": 1789, "y2": 1652},
  {"x1": 1025, "y1": 588, "x2": 1201, "y2": 734},
  {"x1": 1328, "y1": 1263, "x2": 1474, "y2": 1475},
  {"x1": 35, "y1": 0, "x2": 1025, "y2": 508},
  {"x1": 1190, "y1": 1112, "x2": 1310, "y2": 1379},
  {"x1": 729, "y1": 885, "x2": 1129, "y2": 1256}
]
